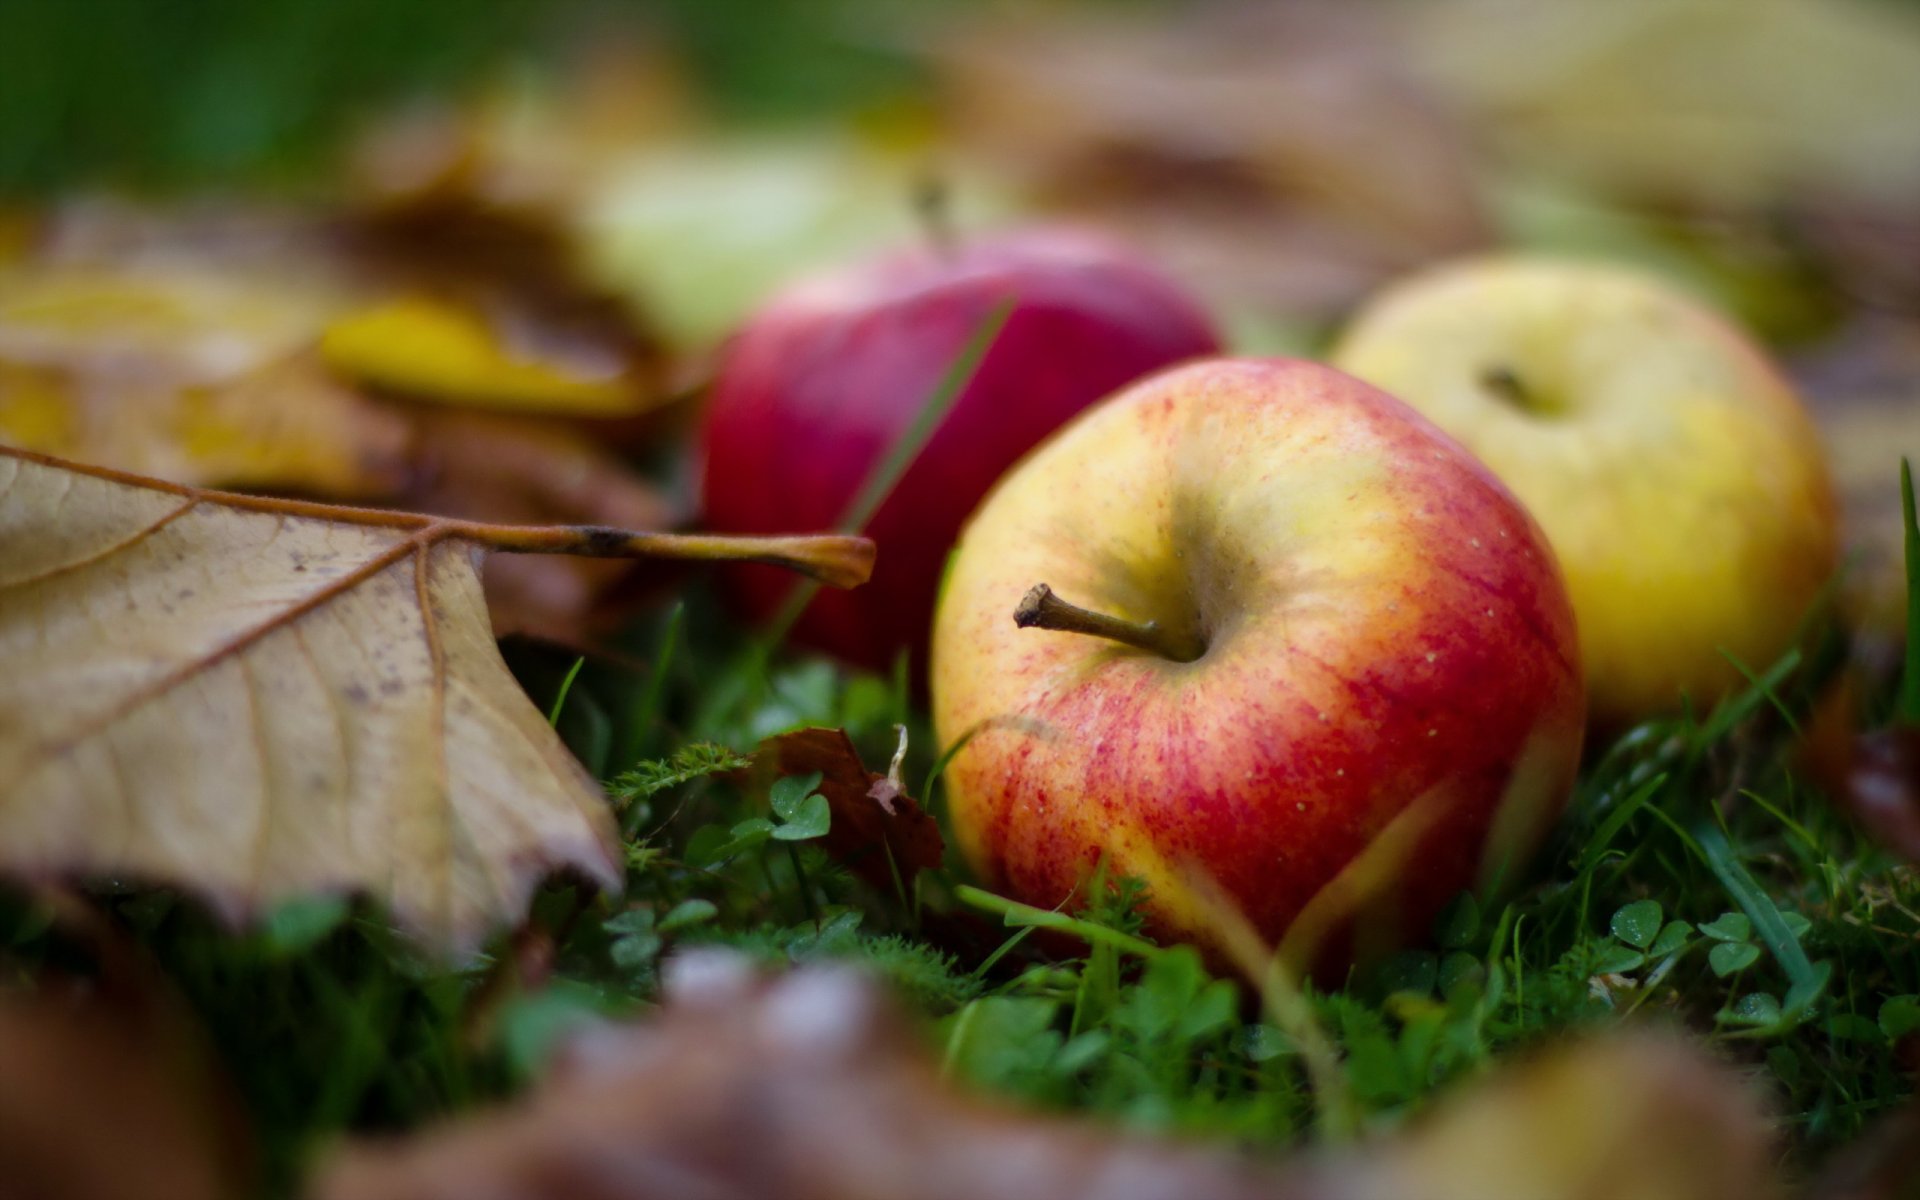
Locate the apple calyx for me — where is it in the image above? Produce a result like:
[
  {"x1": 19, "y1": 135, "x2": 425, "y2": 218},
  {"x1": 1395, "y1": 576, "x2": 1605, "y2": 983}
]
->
[{"x1": 1012, "y1": 582, "x2": 1206, "y2": 664}]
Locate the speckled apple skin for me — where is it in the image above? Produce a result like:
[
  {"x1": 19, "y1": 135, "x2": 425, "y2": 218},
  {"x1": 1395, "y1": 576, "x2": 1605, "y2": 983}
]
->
[
  {"x1": 699, "y1": 228, "x2": 1220, "y2": 676},
  {"x1": 931, "y1": 359, "x2": 1585, "y2": 967}
]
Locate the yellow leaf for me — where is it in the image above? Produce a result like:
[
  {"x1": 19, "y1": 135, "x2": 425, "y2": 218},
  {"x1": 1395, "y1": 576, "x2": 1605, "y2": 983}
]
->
[
  {"x1": 0, "y1": 267, "x2": 410, "y2": 499},
  {"x1": 321, "y1": 294, "x2": 654, "y2": 417},
  {"x1": 0, "y1": 446, "x2": 873, "y2": 953}
]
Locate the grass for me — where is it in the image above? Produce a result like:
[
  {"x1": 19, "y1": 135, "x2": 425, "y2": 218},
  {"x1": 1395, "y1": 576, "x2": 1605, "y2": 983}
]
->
[
  {"x1": 4, "y1": 550, "x2": 1917, "y2": 1194},
  {"x1": 1, "y1": 5, "x2": 1915, "y2": 1192}
]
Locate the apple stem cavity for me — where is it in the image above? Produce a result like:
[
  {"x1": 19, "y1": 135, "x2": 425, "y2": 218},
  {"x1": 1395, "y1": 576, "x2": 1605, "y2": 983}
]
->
[
  {"x1": 1479, "y1": 365, "x2": 1555, "y2": 416},
  {"x1": 1013, "y1": 583, "x2": 1206, "y2": 663}
]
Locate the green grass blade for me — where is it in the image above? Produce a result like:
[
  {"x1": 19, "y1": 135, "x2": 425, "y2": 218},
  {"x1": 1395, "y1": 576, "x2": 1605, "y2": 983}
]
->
[
  {"x1": 1700, "y1": 648, "x2": 1801, "y2": 745},
  {"x1": 953, "y1": 884, "x2": 1165, "y2": 959},
  {"x1": 629, "y1": 602, "x2": 684, "y2": 755},
  {"x1": 840, "y1": 297, "x2": 1018, "y2": 536},
  {"x1": 1694, "y1": 820, "x2": 1819, "y2": 993},
  {"x1": 1901, "y1": 458, "x2": 1920, "y2": 722},
  {"x1": 763, "y1": 296, "x2": 1017, "y2": 647},
  {"x1": 1577, "y1": 772, "x2": 1669, "y2": 874},
  {"x1": 546, "y1": 656, "x2": 586, "y2": 727},
  {"x1": 693, "y1": 301, "x2": 1015, "y2": 732}
]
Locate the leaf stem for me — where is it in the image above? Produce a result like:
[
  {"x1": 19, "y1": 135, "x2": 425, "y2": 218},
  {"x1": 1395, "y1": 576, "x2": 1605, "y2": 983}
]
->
[{"x1": 443, "y1": 523, "x2": 875, "y2": 590}]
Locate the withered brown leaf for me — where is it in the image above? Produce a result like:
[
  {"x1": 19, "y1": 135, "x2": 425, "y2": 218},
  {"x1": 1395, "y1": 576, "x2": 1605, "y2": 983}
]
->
[
  {"x1": 394, "y1": 410, "x2": 682, "y2": 645},
  {"x1": 0, "y1": 446, "x2": 871, "y2": 952},
  {"x1": 753, "y1": 726, "x2": 946, "y2": 893},
  {"x1": 311, "y1": 953, "x2": 1293, "y2": 1200},
  {"x1": 313, "y1": 953, "x2": 1775, "y2": 1200},
  {"x1": 0, "y1": 264, "x2": 412, "y2": 500},
  {"x1": 0, "y1": 894, "x2": 253, "y2": 1200}
]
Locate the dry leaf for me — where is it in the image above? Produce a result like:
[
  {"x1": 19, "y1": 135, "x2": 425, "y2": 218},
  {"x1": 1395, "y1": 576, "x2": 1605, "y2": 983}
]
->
[
  {"x1": 934, "y1": 4, "x2": 1487, "y2": 320},
  {"x1": 0, "y1": 446, "x2": 872, "y2": 951},
  {"x1": 4, "y1": 203, "x2": 692, "y2": 637},
  {"x1": 334, "y1": 197, "x2": 672, "y2": 419},
  {"x1": 394, "y1": 410, "x2": 682, "y2": 644},
  {"x1": 321, "y1": 294, "x2": 650, "y2": 417},
  {"x1": 314, "y1": 953, "x2": 1774, "y2": 1200},
  {"x1": 1406, "y1": 0, "x2": 1920, "y2": 214},
  {"x1": 1821, "y1": 726, "x2": 1920, "y2": 864},
  {"x1": 0, "y1": 264, "x2": 411, "y2": 499},
  {"x1": 0, "y1": 893, "x2": 253, "y2": 1200},
  {"x1": 312, "y1": 952, "x2": 1294, "y2": 1200},
  {"x1": 1326, "y1": 1035, "x2": 1776, "y2": 1200},
  {"x1": 1794, "y1": 319, "x2": 1920, "y2": 634},
  {"x1": 1806, "y1": 1103, "x2": 1920, "y2": 1200},
  {"x1": 753, "y1": 727, "x2": 946, "y2": 893}
]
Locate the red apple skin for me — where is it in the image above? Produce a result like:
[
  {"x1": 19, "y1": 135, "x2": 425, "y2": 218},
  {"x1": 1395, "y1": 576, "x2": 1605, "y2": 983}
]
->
[
  {"x1": 698, "y1": 227, "x2": 1221, "y2": 675},
  {"x1": 931, "y1": 359, "x2": 1586, "y2": 970}
]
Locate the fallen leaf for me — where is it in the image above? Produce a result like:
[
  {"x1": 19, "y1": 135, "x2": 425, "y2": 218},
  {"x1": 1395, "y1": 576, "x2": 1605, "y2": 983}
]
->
[
  {"x1": 933, "y1": 4, "x2": 1487, "y2": 320},
  {"x1": 394, "y1": 410, "x2": 682, "y2": 644},
  {"x1": 1806, "y1": 1102, "x2": 1920, "y2": 1200},
  {"x1": 313, "y1": 952, "x2": 1775, "y2": 1200},
  {"x1": 1794, "y1": 319, "x2": 1920, "y2": 635},
  {"x1": 311, "y1": 952, "x2": 1291, "y2": 1200},
  {"x1": 334, "y1": 197, "x2": 673, "y2": 419},
  {"x1": 0, "y1": 264, "x2": 411, "y2": 499},
  {"x1": 752, "y1": 727, "x2": 946, "y2": 893},
  {"x1": 1820, "y1": 726, "x2": 1920, "y2": 864},
  {"x1": 0, "y1": 446, "x2": 872, "y2": 952},
  {"x1": 321, "y1": 294, "x2": 649, "y2": 417},
  {"x1": 4, "y1": 204, "x2": 692, "y2": 638},
  {"x1": 0, "y1": 891, "x2": 253, "y2": 1200},
  {"x1": 1330, "y1": 1034, "x2": 1777, "y2": 1200},
  {"x1": 345, "y1": 41, "x2": 955, "y2": 354},
  {"x1": 1406, "y1": 0, "x2": 1920, "y2": 215}
]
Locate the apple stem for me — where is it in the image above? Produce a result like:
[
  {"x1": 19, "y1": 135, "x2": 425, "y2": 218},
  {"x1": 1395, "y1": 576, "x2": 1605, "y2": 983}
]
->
[
  {"x1": 1013, "y1": 583, "x2": 1206, "y2": 663},
  {"x1": 913, "y1": 169, "x2": 957, "y2": 260}
]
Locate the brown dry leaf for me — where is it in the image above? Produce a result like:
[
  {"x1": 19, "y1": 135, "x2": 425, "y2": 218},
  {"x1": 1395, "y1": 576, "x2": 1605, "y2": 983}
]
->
[
  {"x1": 934, "y1": 4, "x2": 1488, "y2": 320},
  {"x1": 344, "y1": 39, "x2": 956, "y2": 354},
  {"x1": 753, "y1": 727, "x2": 946, "y2": 893},
  {"x1": 0, "y1": 895, "x2": 253, "y2": 1200},
  {"x1": 1806, "y1": 1103, "x2": 1920, "y2": 1200},
  {"x1": 312, "y1": 952, "x2": 1296, "y2": 1200},
  {"x1": 0, "y1": 264, "x2": 411, "y2": 499},
  {"x1": 1820, "y1": 726, "x2": 1920, "y2": 864},
  {"x1": 4, "y1": 204, "x2": 691, "y2": 638},
  {"x1": 396, "y1": 410, "x2": 681, "y2": 644},
  {"x1": 1325, "y1": 1035, "x2": 1777, "y2": 1200},
  {"x1": 0, "y1": 446, "x2": 871, "y2": 952},
  {"x1": 314, "y1": 954, "x2": 1774, "y2": 1200},
  {"x1": 1405, "y1": 0, "x2": 1920, "y2": 215},
  {"x1": 1794, "y1": 319, "x2": 1920, "y2": 634},
  {"x1": 332, "y1": 197, "x2": 673, "y2": 419}
]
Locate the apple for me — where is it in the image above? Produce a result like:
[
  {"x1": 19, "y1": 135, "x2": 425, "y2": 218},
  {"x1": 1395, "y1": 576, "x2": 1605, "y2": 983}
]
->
[
  {"x1": 699, "y1": 226, "x2": 1220, "y2": 675},
  {"x1": 931, "y1": 358, "x2": 1585, "y2": 968},
  {"x1": 1331, "y1": 257, "x2": 1839, "y2": 727}
]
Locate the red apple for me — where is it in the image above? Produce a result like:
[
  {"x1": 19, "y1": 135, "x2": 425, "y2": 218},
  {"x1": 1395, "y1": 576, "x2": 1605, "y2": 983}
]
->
[
  {"x1": 931, "y1": 358, "x2": 1586, "y2": 969},
  {"x1": 698, "y1": 227, "x2": 1220, "y2": 674}
]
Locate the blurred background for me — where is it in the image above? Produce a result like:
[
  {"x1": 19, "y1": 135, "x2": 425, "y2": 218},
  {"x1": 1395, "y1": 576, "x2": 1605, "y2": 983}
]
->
[{"x1": 2, "y1": 0, "x2": 1918, "y2": 635}]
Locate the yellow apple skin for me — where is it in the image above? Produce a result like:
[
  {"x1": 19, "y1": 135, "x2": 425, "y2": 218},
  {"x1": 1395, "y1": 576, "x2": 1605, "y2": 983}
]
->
[
  {"x1": 1332, "y1": 257, "x2": 1838, "y2": 728},
  {"x1": 931, "y1": 359, "x2": 1585, "y2": 967}
]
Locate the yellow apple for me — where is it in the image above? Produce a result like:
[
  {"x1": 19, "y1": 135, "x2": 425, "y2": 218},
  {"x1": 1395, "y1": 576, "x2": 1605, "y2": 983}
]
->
[
  {"x1": 931, "y1": 358, "x2": 1584, "y2": 968},
  {"x1": 1332, "y1": 257, "x2": 1838, "y2": 727}
]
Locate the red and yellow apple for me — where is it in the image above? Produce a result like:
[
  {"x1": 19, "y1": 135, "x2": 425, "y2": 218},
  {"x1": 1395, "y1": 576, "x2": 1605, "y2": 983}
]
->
[
  {"x1": 1332, "y1": 257, "x2": 1838, "y2": 727},
  {"x1": 931, "y1": 358, "x2": 1585, "y2": 966},
  {"x1": 699, "y1": 226, "x2": 1220, "y2": 675}
]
